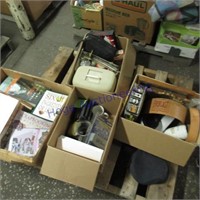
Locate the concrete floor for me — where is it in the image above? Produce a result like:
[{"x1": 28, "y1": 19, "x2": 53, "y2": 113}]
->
[{"x1": 1, "y1": 1, "x2": 199, "y2": 199}]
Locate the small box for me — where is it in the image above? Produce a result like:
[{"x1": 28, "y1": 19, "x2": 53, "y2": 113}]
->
[
  {"x1": 70, "y1": 0, "x2": 103, "y2": 30},
  {"x1": 0, "y1": 67, "x2": 72, "y2": 166},
  {"x1": 72, "y1": 66, "x2": 117, "y2": 92},
  {"x1": 155, "y1": 21, "x2": 200, "y2": 59},
  {"x1": 40, "y1": 87, "x2": 123, "y2": 191},
  {"x1": 103, "y1": 0, "x2": 155, "y2": 44},
  {"x1": 115, "y1": 74, "x2": 200, "y2": 166}
]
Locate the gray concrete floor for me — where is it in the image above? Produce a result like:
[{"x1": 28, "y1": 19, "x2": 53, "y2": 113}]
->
[{"x1": 0, "y1": 1, "x2": 199, "y2": 199}]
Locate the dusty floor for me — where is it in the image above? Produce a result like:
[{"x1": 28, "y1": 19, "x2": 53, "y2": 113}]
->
[{"x1": 0, "y1": 1, "x2": 199, "y2": 199}]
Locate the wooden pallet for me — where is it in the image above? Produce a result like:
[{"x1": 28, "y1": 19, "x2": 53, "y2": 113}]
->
[
  {"x1": 41, "y1": 49, "x2": 194, "y2": 199},
  {"x1": 135, "y1": 65, "x2": 194, "y2": 90},
  {"x1": 96, "y1": 142, "x2": 178, "y2": 200},
  {"x1": 133, "y1": 41, "x2": 195, "y2": 66},
  {"x1": 41, "y1": 46, "x2": 74, "y2": 83}
]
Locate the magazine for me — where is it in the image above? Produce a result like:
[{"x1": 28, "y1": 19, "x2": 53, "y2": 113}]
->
[
  {"x1": 3, "y1": 110, "x2": 52, "y2": 151},
  {"x1": 8, "y1": 128, "x2": 49, "y2": 157},
  {"x1": 33, "y1": 90, "x2": 68, "y2": 122},
  {"x1": 0, "y1": 76, "x2": 47, "y2": 108}
]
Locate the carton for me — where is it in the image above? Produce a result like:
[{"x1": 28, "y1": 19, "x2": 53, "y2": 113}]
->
[
  {"x1": 62, "y1": 36, "x2": 136, "y2": 95},
  {"x1": 40, "y1": 87, "x2": 123, "y2": 191},
  {"x1": 155, "y1": 21, "x2": 200, "y2": 59},
  {"x1": 70, "y1": 0, "x2": 103, "y2": 30},
  {"x1": 115, "y1": 74, "x2": 200, "y2": 166},
  {"x1": 103, "y1": 0, "x2": 155, "y2": 44},
  {"x1": 0, "y1": 1, "x2": 52, "y2": 21},
  {"x1": 0, "y1": 67, "x2": 73, "y2": 166}
]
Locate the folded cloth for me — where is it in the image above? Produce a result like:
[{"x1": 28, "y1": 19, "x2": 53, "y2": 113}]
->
[
  {"x1": 130, "y1": 150, "x2": 169, "y2": 185},
  {"x1": 165, "y1": 6, "x2": 199, "y2": 24},
  {"x1": 148, "y1": 0, "x2": 194, "y2": 22}
]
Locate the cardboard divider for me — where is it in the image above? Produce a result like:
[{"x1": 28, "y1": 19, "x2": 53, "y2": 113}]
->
[
  {"x1": 0, "y1": 67, "x2": 73, "y2": 166},
  {"x1": 115, "y1": 74, "x2": 200, "y2": 166},
  {"x1": 40, "y1": 87, "x2": 123, "y2": 191}
]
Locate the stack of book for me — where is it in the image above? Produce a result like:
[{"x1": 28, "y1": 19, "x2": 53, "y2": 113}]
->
[{"x1": 0, "y1": 76, "x2": 68, "y2": 157}]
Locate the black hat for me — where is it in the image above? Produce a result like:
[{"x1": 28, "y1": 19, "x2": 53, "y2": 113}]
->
[{"x1": 130, "y1": 150, "x2": 169, "y2": 185}]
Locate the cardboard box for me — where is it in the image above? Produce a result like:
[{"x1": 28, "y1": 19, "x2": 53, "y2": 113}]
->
[
  {"x1": 103, "y1": 0, "x2": 155, "y2": 44},
  {"x1": 62, "y1": 36, "x2": 136, "y2": 95},
  {"x1": 70, "y1": 0, "x2": 103, "y2": 30},
  {"x1": 0, "y1": 0, "x2": 52, "y2": 21},
  {"x1": 0, "y1": 67, "x2": 73, "y2": 166},
  {"x1": 115, "y1": 74, "x2": 200, "y2": 166},
  {"x1": 155, "y1": 21, "x2": 200, "y2": 59},
  {"x1": 40, "y1": 87, "x2": 123, "y2": 191}
]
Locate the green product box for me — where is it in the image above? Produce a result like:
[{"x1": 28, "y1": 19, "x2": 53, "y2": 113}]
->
[{"x1": 155, "y1": 21, "x2": 200, "y2": 59}]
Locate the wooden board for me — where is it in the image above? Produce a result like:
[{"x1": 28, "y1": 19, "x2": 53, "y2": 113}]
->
[
  {"x1": 96, "y1": 141, "x2": 178, "y2": 200},
  {"x1": 132, "y1": 42, "x2": 194, "y2": 66},
  {"x1": 41, "y1": 46, "x2": 74, "y2": 83},
  {"x1": 136, "y1": 65, "x2": 194, "y2": 90}
]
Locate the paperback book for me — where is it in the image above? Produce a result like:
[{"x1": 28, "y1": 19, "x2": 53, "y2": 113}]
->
[
  {"x1": 0, "y1": 76, "x2": 47, "y2": 109},
  {"x1": 33, "y1": 90, "x2": 68, "y2": 122},
  {"x1": 6, "y1": 110, "x2": 52, "y2": 156},
  {"x1": 8, "y1": 128, "x2": 48, "y2": 157}
]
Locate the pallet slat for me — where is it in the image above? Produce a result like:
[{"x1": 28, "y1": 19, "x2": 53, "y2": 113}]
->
[
  {"x1": 41, "y1": 46, "x2": 73, "y2": 82},
  {"x1": 119, "y1": 171, "x2": 138, "y2": 199},
  {"x1": 136, "y1": 65, "x2": 194, "y2": 90},
  {"x1": 146, "y1": 164, "x2": 178, "y2": 200}
]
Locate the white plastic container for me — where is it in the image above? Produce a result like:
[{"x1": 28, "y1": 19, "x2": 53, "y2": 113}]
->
[{"x1": 72, "y1": 66, "x2": 117, "y2": 92}]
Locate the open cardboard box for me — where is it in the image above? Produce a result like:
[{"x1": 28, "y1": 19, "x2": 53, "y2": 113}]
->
[
  {"x1": 40, "y1": 87, "x2": 123, "y2": 191},
  {"x1": 70, "y1": 0, "x2": 103, "y2": 30},
  {"x1": 61, "y1": 36, "x2": 136, "y2": 95},
  {"x1": 0, "y1": 67, "x2": 73, "y2": 166},
  {"x1": 115, "y1": 74, "x2": 200, "y2": 166}
]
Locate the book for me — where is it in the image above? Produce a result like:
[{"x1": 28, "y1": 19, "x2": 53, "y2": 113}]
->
[
  {"x1": 0, "y1": 76, "x2": 47, "y2": 109},
  {"x1": 6, "y1": 110, "x2": 53, "y2": 157},
  {"x1": 8, "y1": 128, "x2": 49, "y2": 157},
  {"x1": 0, "y1": 92, "x2": 20, "y2": 138},
  {"x1": 33, "y1": 90, "x2": 68, "y2": 122}
]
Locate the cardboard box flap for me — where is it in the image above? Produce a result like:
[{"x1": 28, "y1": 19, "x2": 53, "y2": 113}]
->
[
  {"x1": 115, "y1": 118, "x2": 196, "y2": 166},
  {"x1": 115, "y1": 36, "x2": 136, "y2": 94},
  {"x1": 40, "y1": 146, "x2": 100, "y2": 191}
]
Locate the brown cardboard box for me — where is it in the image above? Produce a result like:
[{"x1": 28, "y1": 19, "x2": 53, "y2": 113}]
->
[
  {"x1": 40, "y1": 87, "x2": 123, "y2": 191},
  {"x1": 62, "y1": 36, "x2": 136, "y2": 95},
  {"x1": 103, "y1": 0, "x2": 155, "y2": 44},
  {"x1": 0, "y1": 0, "x2": 52, "y2": 21},
  {"x1": 115, "y1": 74, "x2": 200, "y2": 166},
  {"x1": 70, "y1": 0, "x2": 103, "y2": 30},
  {"x1": 0, "y1": 67, "x2": 73, "y2": 166}
]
